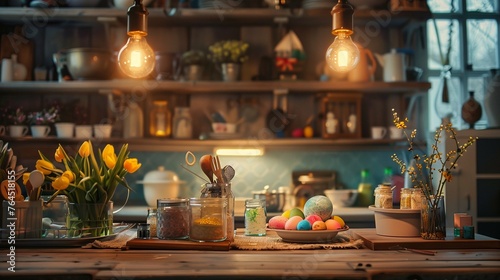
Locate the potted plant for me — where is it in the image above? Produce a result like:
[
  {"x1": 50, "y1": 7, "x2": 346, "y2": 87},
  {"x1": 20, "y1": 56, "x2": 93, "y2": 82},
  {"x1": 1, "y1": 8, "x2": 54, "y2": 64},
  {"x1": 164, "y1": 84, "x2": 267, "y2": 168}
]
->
[
  {"x1": 181, "y1": 50, "x2": 206, "y2": 81},
  {"x1": 6, "y1": 107, "x2": 28, "y2": 137},
  {"x1": 208, "y1": 40, "x2": 249, "y2": 81},
  {"x1": 27, "y1": 107, "x2": 59, "y2": 138}
]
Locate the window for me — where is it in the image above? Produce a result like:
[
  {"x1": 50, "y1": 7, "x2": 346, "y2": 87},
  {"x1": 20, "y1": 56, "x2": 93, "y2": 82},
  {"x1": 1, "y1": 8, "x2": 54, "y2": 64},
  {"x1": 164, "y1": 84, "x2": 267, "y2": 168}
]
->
[{"x1": 426, "y1": 0, "x2": 499, "y2": 130}]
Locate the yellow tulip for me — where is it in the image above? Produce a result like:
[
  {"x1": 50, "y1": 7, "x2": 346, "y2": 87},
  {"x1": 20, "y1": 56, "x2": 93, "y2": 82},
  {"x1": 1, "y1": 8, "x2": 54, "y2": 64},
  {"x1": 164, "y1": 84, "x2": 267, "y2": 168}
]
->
[
  {"x1": 55, "y1": 146, "x2": 64, "y2": 162},
  {"x1": 62, "y1": 170, "x2": 75, "y2": 183},
  {"x1": 78, "y1": 141, "x2": 90, "y2": 158},
  {"x1": 124, "y1": 158, "x2": 141, "y2": 173},
  {"x1": 36, "y1": 159, "x2": 54, "y2": 175},
  {"x1": 52, "y1": 176, "x2": 69, "y2": 191},
  {"x1": 23, "y1": 172, "x2": 30, "y2": 186},
  {"x1": 102, "y1": 144, "x2": 117, "y2": 169}
]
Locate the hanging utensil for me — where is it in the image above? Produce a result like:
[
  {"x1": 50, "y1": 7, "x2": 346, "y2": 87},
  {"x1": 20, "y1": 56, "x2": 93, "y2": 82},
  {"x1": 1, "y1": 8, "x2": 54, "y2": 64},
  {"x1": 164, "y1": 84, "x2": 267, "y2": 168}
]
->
[{"x1": 200, "y1": 154, "x2": 214, "y2": 183}]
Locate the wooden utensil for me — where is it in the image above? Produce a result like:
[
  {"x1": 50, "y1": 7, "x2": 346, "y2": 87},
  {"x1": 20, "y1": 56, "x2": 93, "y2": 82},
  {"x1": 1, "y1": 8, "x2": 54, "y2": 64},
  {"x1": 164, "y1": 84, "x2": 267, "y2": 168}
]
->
[
  {"x1": 199, "y1": 154, "x2": 213, "y2": 183},
  {"x1": 28, "y1": 170, "x2": 45, "y2": 201},
  {"x1": 211, "y1": 155, "x2": 224, "y2": 184}
]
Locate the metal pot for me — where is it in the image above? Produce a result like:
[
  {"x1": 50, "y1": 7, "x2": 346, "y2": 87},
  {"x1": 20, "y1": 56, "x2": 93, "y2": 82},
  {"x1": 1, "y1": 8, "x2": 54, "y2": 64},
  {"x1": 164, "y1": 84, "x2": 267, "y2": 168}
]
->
[
  {"x1": 63, "y1": 48, "x2": 114, "y2": 80},
  {"x1": 252, "y1": 185, "x2": 286, "y2": 213}
]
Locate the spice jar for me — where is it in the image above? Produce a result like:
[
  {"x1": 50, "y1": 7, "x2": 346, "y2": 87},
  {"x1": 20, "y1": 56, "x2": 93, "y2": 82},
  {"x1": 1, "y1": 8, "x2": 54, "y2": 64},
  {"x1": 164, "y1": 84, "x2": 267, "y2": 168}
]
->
[
  {"x1": 200, "y1": 182, "x2": 234, "y2": 242},
  {"x1": 374, "y1": 184, "x2": 393, "y2": 209},
  {"x1": 244, "y1": 199, "x2": 267, "y2": 236},
  {"x1": 146, "y1": 208, "x2": 157, "y2": 238},
  {"x1": 150, "y1": 100, "x2": 171, "y2": 137},
  {"x1": 189, "y1": 198, "x2": 227, "y2": 242},
  {"x1": 400, "y1": 188, "x2": 412, "y2": 209},
  {"x1": 157, "y1": 198, "x2": 189, "y2": 239},
  {"x1": 411, "y1": 188, "x2": 424, "y2": 210}
]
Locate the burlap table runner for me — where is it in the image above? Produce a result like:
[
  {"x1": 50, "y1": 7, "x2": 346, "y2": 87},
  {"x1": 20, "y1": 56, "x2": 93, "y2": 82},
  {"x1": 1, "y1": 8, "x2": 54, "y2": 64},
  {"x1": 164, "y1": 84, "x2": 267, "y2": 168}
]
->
[{"x1": 232, "y1": 230, "x2": 364, "y2": 250}]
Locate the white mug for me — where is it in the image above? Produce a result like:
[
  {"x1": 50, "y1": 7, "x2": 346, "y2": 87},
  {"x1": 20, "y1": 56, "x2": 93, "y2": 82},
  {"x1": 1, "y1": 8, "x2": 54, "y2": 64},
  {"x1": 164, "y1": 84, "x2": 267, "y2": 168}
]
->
[
  {"x1": 31, "y1": 125, "x2": 51, "y2": 138},
  {"x1": 55, "y1": 122, "x2": 75, "y2": 138},
  {"x1": 0, "y1": 125, "x2": 5, "y2": 136},
  {"x1": 8, "y1": 125, "x2": 29, "y2": 137},
  {"x1": 75, "y1": 125, "x2": 93, "y2": 139},
  {"x1": 371, "y1": 126, "x2": 387, "y2": 139},
  {"x1": 389, "y1": 127, "x2": 403, "y2": 139},
  {"x1": 94, "y1": 124, "x2": 112, "y2": 138}
]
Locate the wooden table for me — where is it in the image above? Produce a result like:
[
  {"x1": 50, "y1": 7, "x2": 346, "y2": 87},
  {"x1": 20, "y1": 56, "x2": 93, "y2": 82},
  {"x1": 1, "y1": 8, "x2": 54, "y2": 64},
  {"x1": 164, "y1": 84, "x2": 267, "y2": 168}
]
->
[{"x1": 1, "y1": 229, "x2": 500, "y2": 279}]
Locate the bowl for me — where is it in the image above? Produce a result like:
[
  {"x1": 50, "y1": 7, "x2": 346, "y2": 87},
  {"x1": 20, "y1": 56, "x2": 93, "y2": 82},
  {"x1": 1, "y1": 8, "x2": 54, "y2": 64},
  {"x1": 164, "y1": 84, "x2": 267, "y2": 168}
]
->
[
  {"x1": 324, "y1": 189, "x2": 358, "y2": 208},
  {"x1": 65, "y1": 48, "x2": 113, "y2": 80},
  {"x1": 65, "y1": 0, "x2": 101, "y2": 7},
  {"x1": 111, "y1": 0, "x2": 154, "y2": 8},
  {"x1": 369, "y1": 206, "x2": 421, "y2": 237},
  {"x1": 212, "y1": 122, "x2": 236, "y2": 134},
  {"x1": 269, "y1": 227, "x2": 349, "y2": 243},
  {"x1": 137, "y1": 166, "x2": 184, "y2": 207}
]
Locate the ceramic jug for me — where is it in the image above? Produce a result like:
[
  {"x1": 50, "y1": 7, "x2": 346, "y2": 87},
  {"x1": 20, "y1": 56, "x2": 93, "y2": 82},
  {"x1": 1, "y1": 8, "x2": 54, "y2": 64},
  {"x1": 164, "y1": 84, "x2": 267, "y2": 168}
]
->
[
  {"x1": 375, "y1": 49, "x2": 406, "y2": 82},
  {"x1": 347, "y1": 43, "x2": 377, "y2": 82}
]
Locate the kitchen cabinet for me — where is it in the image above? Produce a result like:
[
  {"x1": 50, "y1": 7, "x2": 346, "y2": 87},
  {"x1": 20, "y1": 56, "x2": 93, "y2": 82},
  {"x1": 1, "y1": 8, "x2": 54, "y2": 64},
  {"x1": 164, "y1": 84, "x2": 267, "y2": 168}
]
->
[
  {"x1": 445, "y1": 129, "x2": 500, "y2": 239},
  {"x1": 0, "y1": 6, "x2": 431, "y2": 151}
]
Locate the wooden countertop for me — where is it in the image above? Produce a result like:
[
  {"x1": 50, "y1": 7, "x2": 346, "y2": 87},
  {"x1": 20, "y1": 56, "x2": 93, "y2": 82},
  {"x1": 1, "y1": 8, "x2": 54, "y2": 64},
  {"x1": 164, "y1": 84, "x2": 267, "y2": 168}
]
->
[{"x1": 1, "y1": 229, "x2": 499, "y2": 279}]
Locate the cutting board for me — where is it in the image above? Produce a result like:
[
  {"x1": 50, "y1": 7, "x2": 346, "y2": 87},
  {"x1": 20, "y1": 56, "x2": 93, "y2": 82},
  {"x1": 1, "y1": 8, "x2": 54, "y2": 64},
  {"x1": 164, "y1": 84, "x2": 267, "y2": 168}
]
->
[
  {"x1": 352, "y1": 228, "x2": 500, "y2": 250},
  {"x1": 1, "y1": 26, "x2": 34, "y2": 81},
  {"x1": 126, "y1": 238, "x2": 231, "y2": 251}
]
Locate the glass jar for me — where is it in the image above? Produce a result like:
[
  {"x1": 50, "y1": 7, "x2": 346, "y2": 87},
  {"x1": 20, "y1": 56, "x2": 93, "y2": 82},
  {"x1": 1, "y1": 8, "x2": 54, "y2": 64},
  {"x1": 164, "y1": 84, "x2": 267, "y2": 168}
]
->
[
  {"x1": 244, "y1": 199, "x2": 267, "y2": 236},
  {"x1": 149, "y1": 100, "x2": 171, "y2": 137},
  {"x1": 374, "y1": 184, "x2": 393, "y2": 209},
  {"x1": 200, "y1": 182, "x2": 234, "y2": 242},
  {"x1": 189, "y1": 198, "x2": 227, "y2": 242},
  {"x1": 400, "y1": 188, "x2": 412, "y2": 209},
  {"x1": 157, "y1": 198, "x2": 189, "y2": 239},
  {"x1": 411, "y1": 188, "x2": 424, "y2": 210},
  {"x1": 146, "y1": 208, "x2": 157, "y2": 238},
  {"x1": 172, "y1": 107, "x2": 192, "y2": 139}
]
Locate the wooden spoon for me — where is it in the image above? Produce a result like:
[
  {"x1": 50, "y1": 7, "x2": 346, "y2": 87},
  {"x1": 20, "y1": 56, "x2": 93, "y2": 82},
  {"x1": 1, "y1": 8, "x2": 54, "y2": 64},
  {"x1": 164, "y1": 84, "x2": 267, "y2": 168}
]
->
[
  {"x1": 29, "y1": 170, "x2": 45, "y2": 201},
  {"x1": 199, "y1": 154, "x2": 213, "y2": 184}
]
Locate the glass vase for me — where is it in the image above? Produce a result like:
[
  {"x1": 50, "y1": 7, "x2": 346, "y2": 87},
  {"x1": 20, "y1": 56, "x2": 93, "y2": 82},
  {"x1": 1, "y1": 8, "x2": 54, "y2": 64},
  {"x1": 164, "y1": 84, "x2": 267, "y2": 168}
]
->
[
  {"x1": 67, "y1": 201, "x2": 113, "y2": 238},
  {"x1": 420, "y1": 196, "x2": 446, "y2": 240}
]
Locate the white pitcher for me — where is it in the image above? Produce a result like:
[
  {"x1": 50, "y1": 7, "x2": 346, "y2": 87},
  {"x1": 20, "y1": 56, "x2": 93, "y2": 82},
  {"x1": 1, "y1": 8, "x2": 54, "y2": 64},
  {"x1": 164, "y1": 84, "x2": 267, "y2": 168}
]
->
[
  {"x1": 375, "y1": 49, "x2": 406, "y2": 82},
  {"x1": 347, "y1": 43, "x2": 377, "y2": 82}
]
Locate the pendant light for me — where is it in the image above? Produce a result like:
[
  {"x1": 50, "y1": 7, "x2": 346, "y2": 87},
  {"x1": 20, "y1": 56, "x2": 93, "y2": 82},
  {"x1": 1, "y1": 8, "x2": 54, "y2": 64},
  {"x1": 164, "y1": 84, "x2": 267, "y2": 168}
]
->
[
  {"x1": 325, "y1": 0, "x2": 360, "y2": 73},
  {"x1": 118, "y1": 0, "x2": 155, "y2": 79}
]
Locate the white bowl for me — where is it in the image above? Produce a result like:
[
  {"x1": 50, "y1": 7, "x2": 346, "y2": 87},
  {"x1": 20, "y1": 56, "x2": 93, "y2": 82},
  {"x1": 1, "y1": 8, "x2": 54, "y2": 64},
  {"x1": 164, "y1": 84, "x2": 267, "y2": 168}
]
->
[
  {"x1": 324, "y1": 189, "x2": 358, "y2": 208},
  {"x1": 212, "y1": 122, "x2": 236, "y2": 134},
  {"x1": 111, "y1": 0, "x2": 154, "y2": 9}
]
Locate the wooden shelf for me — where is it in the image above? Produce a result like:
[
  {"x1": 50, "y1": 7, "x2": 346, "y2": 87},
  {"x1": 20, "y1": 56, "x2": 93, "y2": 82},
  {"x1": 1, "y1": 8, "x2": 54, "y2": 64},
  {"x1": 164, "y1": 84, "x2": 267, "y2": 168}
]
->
[
  {"x1": 4, "y1": 136, "x2": 411, "y2": 152},
  {"x1": 0, "y1": 80, "x2": 431, "y2": 95},
  {"x1": 0, "y1": 7, "x2": 431, "y2": 27}
]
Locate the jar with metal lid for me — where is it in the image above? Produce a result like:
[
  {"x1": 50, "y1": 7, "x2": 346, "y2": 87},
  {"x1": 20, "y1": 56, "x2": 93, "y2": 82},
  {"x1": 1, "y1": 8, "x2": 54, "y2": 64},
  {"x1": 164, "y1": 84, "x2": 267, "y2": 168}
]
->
[
  {"x1": 146, "y1": 208, "x2": 157, "y2": 238},
  {"x1": 400, "y1": 188, "x2": 412, "y2": 209},
  {"x1": 157, "y1": 198, "x2": 189, "y2": 239},
  {"x1": 374, "y1": 184, "x2": 393, "y2": 209},
  {"x1": 200, "y1": 182, "x2": 234, "y2": 242},
  {"x1": 244, "y1": 199, "x2": 267, "y2": 236},
  {"x1": 411, "y1": 188, "x2": 424, "y2": 210},
  {"x1": 189, "y1": 197, "x2": 227, "y2": 242}
]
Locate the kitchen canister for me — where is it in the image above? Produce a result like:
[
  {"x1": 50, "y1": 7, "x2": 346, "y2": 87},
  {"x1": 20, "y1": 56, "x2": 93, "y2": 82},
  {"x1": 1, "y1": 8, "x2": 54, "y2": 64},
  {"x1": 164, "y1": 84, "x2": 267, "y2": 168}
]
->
[
  {"x1": 157, "y1": 198, "x2": 189, "y2": 239},
  {"x1": 189, "y1": 197, "x2": 227, "y2": 242}
]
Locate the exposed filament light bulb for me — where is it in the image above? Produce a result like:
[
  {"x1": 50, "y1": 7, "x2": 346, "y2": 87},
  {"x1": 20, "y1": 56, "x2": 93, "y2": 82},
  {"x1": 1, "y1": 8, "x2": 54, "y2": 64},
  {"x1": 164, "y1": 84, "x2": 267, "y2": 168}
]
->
[
  {"x1": 118, "y1": 0, "x2": 155, "y2": 79},
  {"x1": 326, "y1": 31, "x2": 359, "y2": 72},
  {"x1": 325, "y1": 0, "x2": 359, "y2": 73}
]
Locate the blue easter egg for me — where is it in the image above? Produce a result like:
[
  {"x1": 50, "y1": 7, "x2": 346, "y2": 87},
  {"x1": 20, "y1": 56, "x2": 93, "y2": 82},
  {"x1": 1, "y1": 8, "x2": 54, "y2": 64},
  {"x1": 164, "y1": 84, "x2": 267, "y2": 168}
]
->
[{"x1": 296, "y1": 220, "x2": 312, "y2": 230}]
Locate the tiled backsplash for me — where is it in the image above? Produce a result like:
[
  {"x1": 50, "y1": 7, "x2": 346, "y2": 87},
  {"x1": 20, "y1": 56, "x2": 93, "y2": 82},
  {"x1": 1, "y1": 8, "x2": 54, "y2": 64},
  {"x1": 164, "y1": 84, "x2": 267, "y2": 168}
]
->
[{"x1": 119, "y1": 149, "x2": 402, "y2": 206}]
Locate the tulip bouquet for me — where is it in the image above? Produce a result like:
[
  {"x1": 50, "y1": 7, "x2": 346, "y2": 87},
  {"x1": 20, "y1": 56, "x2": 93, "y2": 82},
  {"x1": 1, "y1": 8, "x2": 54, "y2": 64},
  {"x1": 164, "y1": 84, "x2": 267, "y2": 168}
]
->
[{"x1": 33, "y1": 140, "x2": 141, "y2": 237}]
